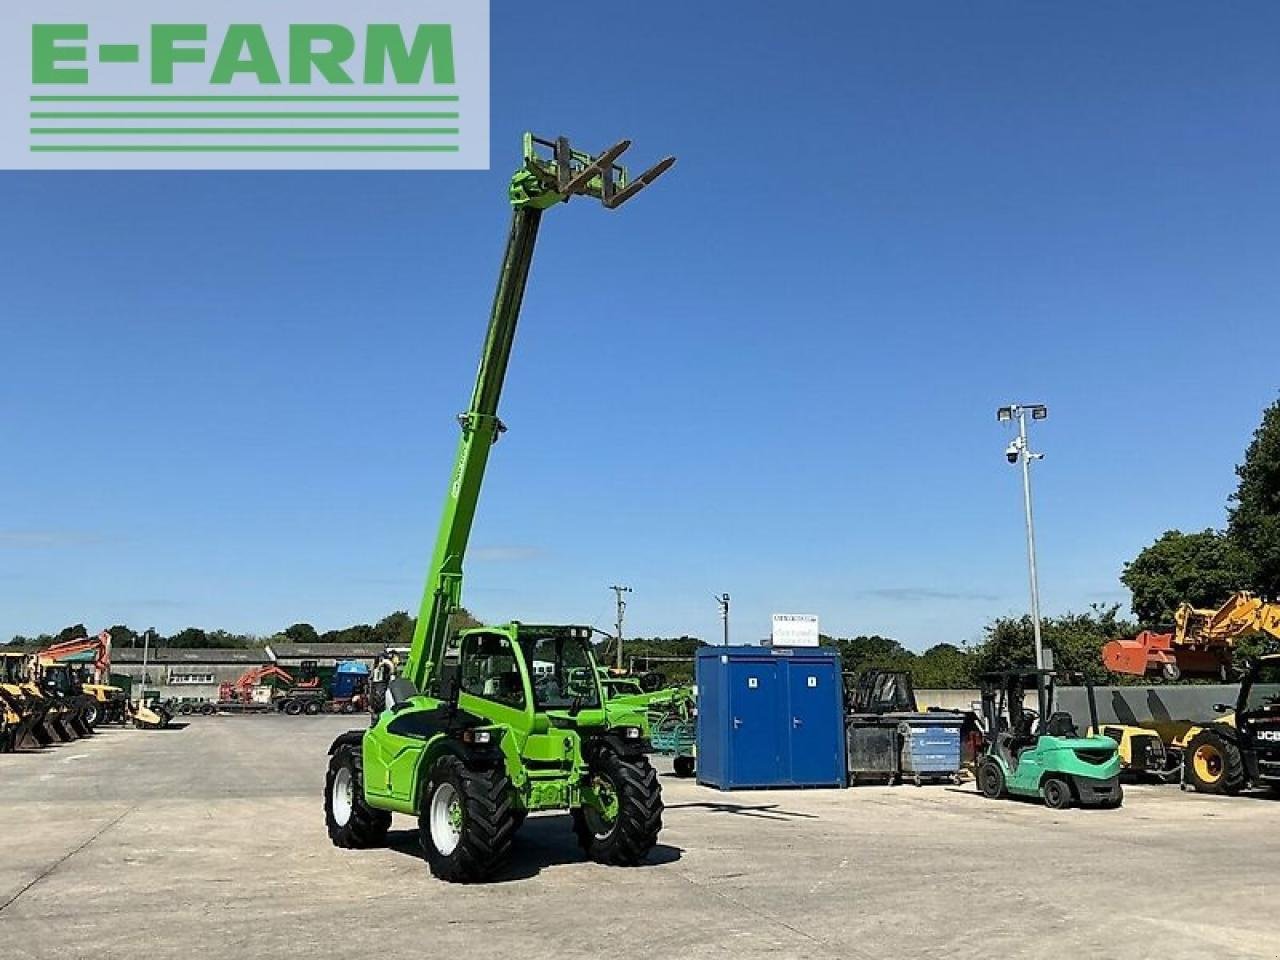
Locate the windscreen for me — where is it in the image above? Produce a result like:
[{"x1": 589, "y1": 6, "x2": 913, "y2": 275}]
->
[
  {"x1": 1244, "y1": 661, "x2": 1280, "y2": 714},
  {"x1": 521, "y1": 634, "x2": 600, "y2": 710}
]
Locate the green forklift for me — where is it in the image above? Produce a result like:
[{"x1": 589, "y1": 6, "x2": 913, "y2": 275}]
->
[
  {"x1": 976, "y1": 668, "x2": 1123, "y2": 809},
  {"x1": 323, "y1": 134, "x2": 675, "y2": 883}
]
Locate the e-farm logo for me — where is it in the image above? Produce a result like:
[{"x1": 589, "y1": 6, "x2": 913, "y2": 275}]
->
[{"x1": 0, "y1": 2, "x2": 489, "y2": 170}]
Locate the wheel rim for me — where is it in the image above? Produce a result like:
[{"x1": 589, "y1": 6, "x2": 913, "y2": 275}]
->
[
  {"x1": 584, "y1": 773, "x2": 621, "y2": 838},
  {"x1": 1194, "y1": 744, "x2": 1223, "y2": 783},
  {"x1": 332, "y1": 766, "x2": 354, "y2": 826},
  {"x1": 430, "y1": 782, "x2": 463, "y2": 856}
]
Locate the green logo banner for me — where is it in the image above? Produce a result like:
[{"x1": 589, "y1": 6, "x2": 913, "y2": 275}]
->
[{"x1": 2, "y1": 1, "x2": 489, "y2": 169}]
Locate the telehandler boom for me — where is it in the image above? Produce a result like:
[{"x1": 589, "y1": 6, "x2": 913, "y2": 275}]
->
[{"x1": 324, "y1": 134, "x2": 675, "y2": 883}]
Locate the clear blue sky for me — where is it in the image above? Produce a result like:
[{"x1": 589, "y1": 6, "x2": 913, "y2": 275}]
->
[{"x1": 3, "y1": 2, "x2": 1278, "y2": 649}]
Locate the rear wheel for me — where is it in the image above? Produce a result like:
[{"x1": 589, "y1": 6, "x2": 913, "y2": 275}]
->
[
  {"x1": 418, "y1": 755, "x2": 515, "y2": 883},
  {"x1": 1041, "y1": 776, "x2": 1073, "y2": 810},
  {"x1": 284, "y1": 700, "x2": 303, "y2": 716},
  {"x1": 977, "y1": 759, "x2": 1006, "y2": 799},
  {"x1": 673, "y1": 755, "x2": 696, "y2": 778},
  {"x1": 572, "y1": 752, "x2": 663, "y2": 865},
  {"x1": 1184, "y1": 730, "x2": 1245, "y2": 795},
  {"x1": 304, "y1": 700, "x2": 322, "y2": 716},
  {"x1": 83, "y1": 701, "x2": 100, "y2": 727},
  {"x1": 325, "y1": 744, "x2": 390, "y2": 849}
]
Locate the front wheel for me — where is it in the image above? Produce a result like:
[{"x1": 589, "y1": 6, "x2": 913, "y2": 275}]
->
[
  {"x1": 419, "y1": 755, "x2": 516, "y2": 883},
  {"x1": 673, "y1": 755, "x2": 696, "y2": 778},
  {"x1": 1184, "y1": 730, "x2": 1245, "y2": 795},
  {"x1": 83, "y1": 702, "x2": 100, "y2": 727},
  {"x1": 325, "y1": 743, "x2": 390, "y2": 849},
  {"x1": 572, "y1": 752, "x2": 663, "y2": 866},
  {"x1": 977, "y1": 759, "x2": 1006, "y2": 799}
]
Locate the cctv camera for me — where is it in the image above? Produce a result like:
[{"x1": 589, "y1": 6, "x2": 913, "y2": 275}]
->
[{"x1": 1005, "y1": 441, "x2": 1019, "y2": 464}]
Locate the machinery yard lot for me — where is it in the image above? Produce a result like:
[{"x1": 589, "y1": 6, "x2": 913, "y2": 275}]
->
[{"x1": 1, "y1": 717, "x2": 1277, "y2": 960}]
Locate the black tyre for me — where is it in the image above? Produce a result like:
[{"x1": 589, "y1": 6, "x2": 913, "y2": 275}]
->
[
  {"x1": 1184, "y1": 729, "x2": 1246, "y2": 795},
  {"x1": 201, "y1": 703, "x2": 216, "y2": 716},
  {"x1": 673, "y1": 755, "x2": 696, "y2": 778},
  {"x1": 1042, "y1": 776, "x2": 1073, "y2": 810},
  {"x1": 572, "y1": 752, "x2": 663, "y2": 866},
  {"x1": 418, "y1": 755, "x2": 515, "y2": 883},
  {"x1": 341, "y1": 701, "x2": 356, "y2": 715},
  {"x1": 1101, "y1": 786, "x2": 1125, "y2": 809},
  {"x1": 325, "y1": 744, "x2": 391, "y2": 849},
  {"x1": 284, "y1": 700, "x2": 303, "y2": 716},
  {"x1": 83, "y1": 701, "x2": 100, "y2": 728},
  {"x1": 304, "y1": 700, "x2": 322, "y2": 716},
  {"x1": 977, "y1": 759, "x2": 1006, "y2": 799}
]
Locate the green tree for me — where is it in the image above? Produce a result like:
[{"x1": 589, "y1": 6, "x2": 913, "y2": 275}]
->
[
  {"x1": 373, "y1": 611, "x2": 413, "y2": 647},
  {"x1": 55, "y1": 623, "x2": 88, "y2": 644},
  {"x1": 1121, "y1": 529, "x2": 1251, "y2": 625},
  {"x1": 831, "y1": 634, "x2": 913, "y2": 674},
  {"x1": 106, "y1": 625, "x2": 137, "y2": 648},
  {"x1": 284, "y1": 622, "x2": 319, "y2": 644},
  {"x1": 911, "y1": 643, "x2": 973, "y2": 688},
  {"x1": 970, "y1": 605, "x2": 1134, "y2": 681},
  {"x1": 167, "y1": 627, "x2": 209, "y2": 648},
  {"x1": 1228, "y1": 397, "x2": 1280, "y2": 598}
]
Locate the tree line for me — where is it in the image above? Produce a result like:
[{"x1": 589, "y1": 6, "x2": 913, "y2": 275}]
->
[{"x1": 9, "y1": 398, "x2": 1278, "y2": 685}]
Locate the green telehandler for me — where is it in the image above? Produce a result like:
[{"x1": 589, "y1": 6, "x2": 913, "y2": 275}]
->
[{"x1": 324, "y1": 134, "x2": 676, "y2": 883}]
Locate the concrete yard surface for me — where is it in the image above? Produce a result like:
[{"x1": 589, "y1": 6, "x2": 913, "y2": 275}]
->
[{"x1": 1, "y1": 715, "x2": 1278, "y2": 960}]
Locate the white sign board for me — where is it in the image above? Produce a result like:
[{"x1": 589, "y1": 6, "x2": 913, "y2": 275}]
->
[{"x1": 770, "y1": 614, "x2": 819, "y2": 647}]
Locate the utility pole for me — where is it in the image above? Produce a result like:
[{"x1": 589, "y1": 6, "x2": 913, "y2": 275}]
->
[
  {"x1": 139, "y1": 626, "x2": 154, "y2": 708},
  {"x1": 609, "y1": 585, "x2": 632, "y2": 670},
  {"x1": 715, "y1": 593, "x2": 730, "y2": 646},
  {"x1": 997, "y1": 403, "x2": 1048, "y2": 688}
]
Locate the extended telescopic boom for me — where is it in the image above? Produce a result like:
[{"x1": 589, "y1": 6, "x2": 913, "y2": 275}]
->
[{"x1": 401, "y1": 135, "x2": 675, "y2": 694}]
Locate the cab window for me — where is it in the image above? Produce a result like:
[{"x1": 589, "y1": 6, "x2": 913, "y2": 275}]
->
[{"x1": 460, "y1": 633, "x2": 526, "y2": 709}]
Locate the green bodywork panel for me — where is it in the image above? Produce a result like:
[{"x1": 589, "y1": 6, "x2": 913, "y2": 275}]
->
[{"x1": 995, "y1": 735, "x2": 1122, "y2": 797}]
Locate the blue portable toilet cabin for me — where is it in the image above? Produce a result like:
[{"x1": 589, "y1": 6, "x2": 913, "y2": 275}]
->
[{"x1": 696, "y1": 645, "x2": 845, "y2": 790}]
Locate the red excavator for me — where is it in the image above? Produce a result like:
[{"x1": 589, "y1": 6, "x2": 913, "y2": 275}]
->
[
  {"x1": 219, "y1": 665, "x2": 302, "y2": 704},
  {"x1": 1103, "y1": 592, "x2": 1280, "y2": 681}
]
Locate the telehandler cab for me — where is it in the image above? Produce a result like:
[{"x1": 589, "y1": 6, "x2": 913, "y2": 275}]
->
[{"x1": 324, "y1": 134, "x2": 675, "y2": 883}]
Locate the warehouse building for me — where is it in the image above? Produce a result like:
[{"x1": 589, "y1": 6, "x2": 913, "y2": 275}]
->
[
  {"x1": 112, "y1": 644, "x2": 384, "y2": 702},
  {"x1": 113, "y1": 647, "x2": 270, "y2": 703},
  {"x1": 264, "y1": 643, "x2": 382, "y2": 671}
]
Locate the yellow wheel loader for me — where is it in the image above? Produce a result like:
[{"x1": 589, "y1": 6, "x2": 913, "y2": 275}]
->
[{"x1": 1177, "y1": 654, "x2": 1280, "y2": 795}]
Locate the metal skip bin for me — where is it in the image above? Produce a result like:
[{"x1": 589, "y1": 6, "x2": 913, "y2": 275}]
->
[
  {"x1": 898, "y1": 717, "x2": 963, "y2": 785},
  {"x1": 695, "y1": 646, "x2": 845, "y2": 790}
]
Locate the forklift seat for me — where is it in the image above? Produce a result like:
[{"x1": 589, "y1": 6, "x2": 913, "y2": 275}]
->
[{"x1": 1045, "y1": 712, "x2": 1078, "y2": 737}]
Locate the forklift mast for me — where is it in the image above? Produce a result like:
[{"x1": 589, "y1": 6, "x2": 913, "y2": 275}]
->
[{"x1": 401, "y1": 135, "x2": 675, "y2": 694}]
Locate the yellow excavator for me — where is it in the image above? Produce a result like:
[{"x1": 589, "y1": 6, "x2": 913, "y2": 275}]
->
[
  {"x1": 37, "y1": 632, "x2": 129, "y2": 727},
  {"x1": 1103, "y1": 591, "x2": 1280, "y2": 681}
]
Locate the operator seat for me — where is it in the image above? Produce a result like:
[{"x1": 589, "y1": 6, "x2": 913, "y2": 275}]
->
[
  {"x1": 1045, "y1": 712, "x2": 1078, "y2": 737},
  {"x1": 384, "y1": 677, "x2": 418, "y2": 711}
]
